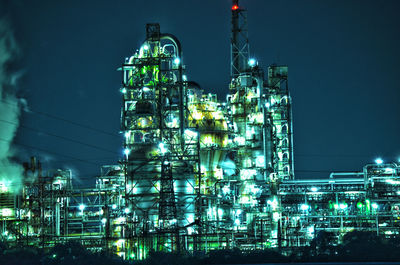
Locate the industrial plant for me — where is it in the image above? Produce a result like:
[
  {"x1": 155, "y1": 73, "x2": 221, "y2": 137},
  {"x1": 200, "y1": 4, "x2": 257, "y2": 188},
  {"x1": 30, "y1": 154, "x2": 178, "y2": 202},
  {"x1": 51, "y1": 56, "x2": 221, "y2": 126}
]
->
[{"x1": 1, "y1": 0, "x2": 400, "y2": 260}]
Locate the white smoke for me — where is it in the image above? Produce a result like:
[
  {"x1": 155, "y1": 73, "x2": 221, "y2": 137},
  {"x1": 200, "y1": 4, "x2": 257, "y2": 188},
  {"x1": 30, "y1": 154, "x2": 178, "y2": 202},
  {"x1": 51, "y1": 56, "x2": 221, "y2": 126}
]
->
[{"x1": 0, "y1": 17, "x2": 24, "y2": 193}]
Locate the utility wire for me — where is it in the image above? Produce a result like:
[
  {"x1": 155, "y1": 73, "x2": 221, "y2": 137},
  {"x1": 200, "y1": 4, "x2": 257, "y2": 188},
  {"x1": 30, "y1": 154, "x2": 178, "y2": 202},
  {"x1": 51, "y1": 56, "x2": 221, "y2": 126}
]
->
[
  {"x1": 48, "y1": 156, "x2": 118, "y2": 164},
  {"x1": 0, "y1": 98, "x2": 120, "y2": 138},
  {"x1": 0, "y1": 118, "x2": 120, "y2": 155},
  {"x1": 0, "y1": 137, "x2": 102, "y2": 166}
]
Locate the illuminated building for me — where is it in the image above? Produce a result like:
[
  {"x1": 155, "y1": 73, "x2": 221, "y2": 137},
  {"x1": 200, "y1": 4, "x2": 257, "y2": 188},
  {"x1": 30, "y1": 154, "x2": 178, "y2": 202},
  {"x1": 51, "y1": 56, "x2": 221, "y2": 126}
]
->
[{"x1": 1, "y1": 0, "x2": 400, "y2": 260}]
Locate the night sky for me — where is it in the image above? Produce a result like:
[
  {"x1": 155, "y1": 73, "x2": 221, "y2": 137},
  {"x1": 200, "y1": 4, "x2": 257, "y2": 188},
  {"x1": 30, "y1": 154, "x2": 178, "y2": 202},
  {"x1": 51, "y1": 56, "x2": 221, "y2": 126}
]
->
[{"x1": 2, "y1": 0, "x2": 400, "y2": 184}]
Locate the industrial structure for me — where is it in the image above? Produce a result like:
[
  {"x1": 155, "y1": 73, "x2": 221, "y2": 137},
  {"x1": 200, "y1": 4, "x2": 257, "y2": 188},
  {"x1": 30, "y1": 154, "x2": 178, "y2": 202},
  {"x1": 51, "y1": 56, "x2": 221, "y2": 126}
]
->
[{"x1": 1, "y1": 0, "x2": 400, "y2": 260}]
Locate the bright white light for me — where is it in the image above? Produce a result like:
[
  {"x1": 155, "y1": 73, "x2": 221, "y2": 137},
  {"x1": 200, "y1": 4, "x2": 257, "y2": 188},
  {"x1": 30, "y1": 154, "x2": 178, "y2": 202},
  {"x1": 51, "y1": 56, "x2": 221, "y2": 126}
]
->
[
  {"x1": 217, "y1": 208, "x2": 223, "y2": 217},
  {"x1": 234, "y1": 219, "x2": 240, "y2": 225},
  {"x1": 310, "y1": 187, "x2": 318, "y2": 192},
  {"x1": 1, "y1": 209, "x2": 12, "y2": 216},
  {"x1": 300, "y1": 204, "x2": 309, "y2": 211},
  {"x1": 116, "y1": 217, "x2": 126, "y2": 224},
  {"x1": 142, "y1": 87, "x2": 150, "y2": 92},
  {"x1": 235, "y1": 136, "x2": 246, "y2": 145},
  {"x1": 375, "y1": 158, "x2": 383, "y2": 165},
  {"x1": 265, "y1": 102, "x2": 270, "y2": 108},
  {"x1": 124, "y1": 208, "x2": 130, "y2": 214},
  {"x1": 0, "y1": 182, "x2": 8, "y2": 193},
  {"x1": 339, "y1": 203, "x2": 348, "y2": 210},
  {"x1": 307, "y1": 226, "x2": 314, "y2": 235},
  {"x1": 236, "y1": 209, "x2": 242, "y2": 215},
  {"x1": 101, "y1": 218, "x2": 107, "y2": 224},
  {"x1": 159, "y1": 142, "x2": 167, "y2": 154},
  {"x1": 143, "y1": 44, "x2": 149, "y2": 50},
  {"x1": 182, "y1": 75, "x2": 187, "y2": 81},
  {"x1": 372, "y1": 203, "x2": 378, "y2": 209},
  {"x1": 184, "y1": 129, "x2": 198, "y2": 138},
  {"x1": 124, "y1": 148, "x2": 131, "y2": 156},
  {"x1": 255, "y1": 155, "x2": 265, "y2": 167},
  {"x1": 267, "y1": 198, "x2": 279, "y2": 210},
  {"x1": 385, "y1": 168, "x2": 394, "y2": 174},
  {"x1": 386, "y1": 179, "x2": 400, "y2": 185},
  {"x1": 273, "y1": 212, "x2": 280, "y2": 222},
  {"x1": 248, "y1": 58, "x2": 256, "y2": 67},
  {"x1": 186, "y1": 214, "x2": 194, "y2": 223},
  {"x1": 121, "y1": 88, "x2": 127, "y2": 94},
  {"x1": 174, "y1": 57, "x2": 180, "y2": 65},
  {"x1": 124, "y1": 131, "x2": 130, "y2": 138},
  {"x1": 79, "y1": 204, "x2": 86, "y2": 211},
  {"x1": 222, "y1": 185, "x2": 230, "y2": 194},
  {"x1": 112, "y1": 204, "x2": 117, "y2": 210}
]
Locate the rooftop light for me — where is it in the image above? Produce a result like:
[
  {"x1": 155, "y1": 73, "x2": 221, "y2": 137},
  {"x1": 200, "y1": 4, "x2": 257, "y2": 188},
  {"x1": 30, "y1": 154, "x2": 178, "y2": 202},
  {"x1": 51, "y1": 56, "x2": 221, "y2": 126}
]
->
[{"x1": 375, "y1": 158, "x2": 383, "y2": 165}]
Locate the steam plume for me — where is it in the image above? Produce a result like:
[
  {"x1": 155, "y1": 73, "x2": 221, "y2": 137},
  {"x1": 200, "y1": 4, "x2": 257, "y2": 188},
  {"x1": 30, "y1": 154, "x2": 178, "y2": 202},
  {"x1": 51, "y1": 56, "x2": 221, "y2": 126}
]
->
[{"x1": 0, "y1": 17, "x2": 23, "y2": 193}]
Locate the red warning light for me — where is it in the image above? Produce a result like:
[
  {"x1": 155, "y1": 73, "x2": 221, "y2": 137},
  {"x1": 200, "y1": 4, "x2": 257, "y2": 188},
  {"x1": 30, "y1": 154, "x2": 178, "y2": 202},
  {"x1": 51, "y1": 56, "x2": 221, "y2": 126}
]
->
[{"x1": 232, "y1": 5, "x2": 239, "y2": 10}]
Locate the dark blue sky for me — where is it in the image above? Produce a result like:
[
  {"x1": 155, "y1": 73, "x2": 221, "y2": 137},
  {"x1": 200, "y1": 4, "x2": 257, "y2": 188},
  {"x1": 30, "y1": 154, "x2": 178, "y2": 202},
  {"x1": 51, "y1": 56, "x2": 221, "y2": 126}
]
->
[{"x1": 2, "y1": 0, "x2": 400, "y2": 184}]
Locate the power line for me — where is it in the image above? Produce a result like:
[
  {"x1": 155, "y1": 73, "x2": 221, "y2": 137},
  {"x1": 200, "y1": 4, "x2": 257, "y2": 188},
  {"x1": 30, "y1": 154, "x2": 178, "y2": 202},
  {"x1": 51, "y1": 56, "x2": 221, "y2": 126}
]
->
[
  {"x1": 0, "y1": 137, "x2": 102, "y2": 166},
  {"x1": 0, "y1": 98, "x2": 120, "y2": 138},
  {"x1": 0, "y1": 118, "x2": 120, "y2": 155}
]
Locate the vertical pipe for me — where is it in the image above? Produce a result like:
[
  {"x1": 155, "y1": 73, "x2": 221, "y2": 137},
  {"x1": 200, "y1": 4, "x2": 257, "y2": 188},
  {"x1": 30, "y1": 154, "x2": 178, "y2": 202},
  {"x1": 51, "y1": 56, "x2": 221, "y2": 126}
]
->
[
  {"x1": 56, "y1": 201, "x2": 60, "y2": 236},
  {"x1": 263, "y1": 110, "x2": 273, "y2": 180}
]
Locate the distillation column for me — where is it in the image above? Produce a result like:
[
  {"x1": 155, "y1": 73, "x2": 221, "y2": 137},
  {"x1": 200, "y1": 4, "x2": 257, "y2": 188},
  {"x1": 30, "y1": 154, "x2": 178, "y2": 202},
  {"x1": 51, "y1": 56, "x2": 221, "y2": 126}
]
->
[{"x1": 120, "y1": 24, "x2": 199, "y2": 256}]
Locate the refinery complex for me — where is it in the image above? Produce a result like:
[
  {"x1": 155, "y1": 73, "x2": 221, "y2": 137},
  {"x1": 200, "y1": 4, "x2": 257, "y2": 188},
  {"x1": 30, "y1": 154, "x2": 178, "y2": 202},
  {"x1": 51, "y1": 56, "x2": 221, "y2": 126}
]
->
[{"x1": 1, "y1": 0, "x2": 400, "y2": 260}]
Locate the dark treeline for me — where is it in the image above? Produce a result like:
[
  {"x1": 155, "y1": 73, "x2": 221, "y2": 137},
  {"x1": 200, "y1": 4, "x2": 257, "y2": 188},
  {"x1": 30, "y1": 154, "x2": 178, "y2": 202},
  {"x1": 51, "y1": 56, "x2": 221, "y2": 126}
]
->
[{"x1": 1, "y1": 231, "x2": 400, "y2": 265}]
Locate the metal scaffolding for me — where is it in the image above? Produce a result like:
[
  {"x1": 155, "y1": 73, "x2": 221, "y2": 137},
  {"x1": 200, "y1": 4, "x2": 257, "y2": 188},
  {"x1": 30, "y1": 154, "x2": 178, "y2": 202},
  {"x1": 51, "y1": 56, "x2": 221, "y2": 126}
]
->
[{"x1": 0, "y1": 1, "x2": 399, "y2": 261}]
